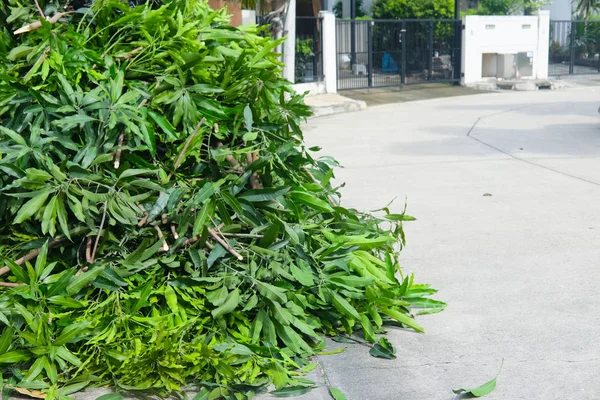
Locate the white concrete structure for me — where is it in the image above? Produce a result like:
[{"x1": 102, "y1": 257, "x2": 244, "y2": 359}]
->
[
  {"x1": 282, "y1": 0, "x2": 296, "y2": 83},
  {"x1": 542, "y1": 0, "x2": 572, "y2": 20},
  {"x1": 462, "y1": 11, "x2": 550, "y2": 85},
  {"x1": 241, "y1": 9, "x2": 256, "y2": 25}
]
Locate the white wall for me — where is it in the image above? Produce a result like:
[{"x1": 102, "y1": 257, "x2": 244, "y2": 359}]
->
[
  {"x1": 241, "y1": 10, "x2": 256, "y2": 25},
  {"x1": 282, "y1": 0, "x2": 296, "y2": 83},
  {"x1": 462, "y1": 11, "x2": 550, "y2": 84},
  {"x1": 542, "y1": 0, "x2": 572, "y2": 20}
]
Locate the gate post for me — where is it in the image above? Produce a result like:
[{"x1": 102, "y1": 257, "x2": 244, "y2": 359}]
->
[
  {"x1": 536, "y1": 10, "x2": 550, "y2": 79},
  {"x1": 282, "y1": 0, "x2": 296, "y2": 82},
  {"x1": 428, "y1": 20, "x2": 434, "y2": 81},
  {"x1": 569, "y1": 20, "x2": 575, "y2": 74},
  {"x1": 320, "y1": 11, "x2": 338, "y2": 93},
  {"x1": 401, "y1": 20, "x2": 407, "y2": 85},
  {"x1": 367, "y1": 21, "x2": 373, "y2": 88},
  {"x1": 454, "y1": 19, "x2": 462, "y2": 83}
]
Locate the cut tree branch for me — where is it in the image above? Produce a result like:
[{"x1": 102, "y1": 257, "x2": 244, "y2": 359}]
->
[
  {"x1": 222, "y1": 232, "x2": 263, "y2": 238},
  {"x1": 34, "y1": 0, "x2": 46, "y2": 18},
  {"x1": 154, "y1": 226, "x2": 170, "y2": 252},
  {"x1": 218, "y1": 142, "x2": 241, "y2": 171},
  {"x1": 118, "y1": 46, "x2": 143, "y2": 60},
  {"x1": 171, "y1": 225, "x2": 179, "y2": 240},
  {"x1": 14, "y1": 11, "x2": 75, "y2": 35},
  {"x1": 85, "y1": 237, "x2": 93, "y2": 264},
  {"x1": 90, "y1": 203, "x2": 107, "y2": 263},
  {"x1": 113, "y1": 133, "x2": 124, "y2": 169},
  {"x1": 0, "y1": 237, "x2": 66, "y2": 277},
  {"x1": 0, "y1": 282, "x2": 25, "y2": 288},
  {"x1": 137, "y1": 203, "x2": 149, "y2": 227},
  {"x1": 169, "y1": 118, "x2": 206, "y2": 178},
  {"x1": 208, "y1": 228, "x2": 243, "y2": 260}
]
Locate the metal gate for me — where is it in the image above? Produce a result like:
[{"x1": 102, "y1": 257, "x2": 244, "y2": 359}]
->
[
  {"x1": 549, "y1": 20, "x2": 600, "y2": 76},
  {"x1": 336, "y1": 19, "x2": 462, "y2": 90}
]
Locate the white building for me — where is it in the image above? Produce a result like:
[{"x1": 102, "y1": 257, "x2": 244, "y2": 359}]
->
[{"x1": 542, "y1": 0, "x2": 572, "y2": 20}]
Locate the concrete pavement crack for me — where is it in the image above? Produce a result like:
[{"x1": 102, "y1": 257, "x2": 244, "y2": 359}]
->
[{"x1": 466, "y1": 106, "x2": 600, "y2": 188}]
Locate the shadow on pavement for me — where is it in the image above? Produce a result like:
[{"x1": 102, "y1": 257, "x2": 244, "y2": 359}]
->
[{"x1": 341, "y1": 84, "x2": 489, "y2": 107}]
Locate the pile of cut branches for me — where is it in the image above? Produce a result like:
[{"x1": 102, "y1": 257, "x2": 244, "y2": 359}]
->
[{"x1": 0, "y1": 0, "x2": 444, "y2": 398}]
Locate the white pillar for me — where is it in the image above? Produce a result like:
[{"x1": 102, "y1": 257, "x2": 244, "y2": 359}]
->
[
  {"x1": 241, "y1": 9, "x2": 256, "y2": 25},
  {"x1": 537, "y1": 10, "x2": 550, "y2": 79},
  {"x1": 283, "y1": 0, "x2": 296, "y2": 83},
  {"x1": 320, "y1": 11, "x2": 337, "y2": 93},
  {"x1": 461, "y1": 16, "x2": 469, "y2": 85}
]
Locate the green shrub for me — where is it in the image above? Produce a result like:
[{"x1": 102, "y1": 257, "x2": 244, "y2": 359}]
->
[
  {"x1": 0, "y1": 0, "x2": 443, "y2": 398},
  {"x1": 372, "y1": 0, "x2": 453, "y2": 20}
]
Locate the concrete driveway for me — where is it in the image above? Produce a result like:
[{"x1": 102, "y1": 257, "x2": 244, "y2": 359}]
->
[{"x1": 301, "y1": 87, "x2": 600, "y2": 400}]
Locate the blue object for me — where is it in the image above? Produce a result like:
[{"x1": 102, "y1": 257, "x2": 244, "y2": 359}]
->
[{"x1": 382, "y1": 52, "x2": 398, "y2": 73}]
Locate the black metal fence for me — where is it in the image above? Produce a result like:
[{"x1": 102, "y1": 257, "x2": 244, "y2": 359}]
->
[
  {"x1": 295, "y1": 16, "x2": 324, "y2": 83},
  {"x1": 549, "y1": 20, "x2": 600, "y2": 76},
  {"x1": 336, "y1": 19, "x2": 462, "y2": 90}
]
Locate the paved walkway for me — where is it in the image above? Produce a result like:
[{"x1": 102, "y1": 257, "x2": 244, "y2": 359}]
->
[{"x1": 297, "y1": 87, "x2": 600, "y2": 400}]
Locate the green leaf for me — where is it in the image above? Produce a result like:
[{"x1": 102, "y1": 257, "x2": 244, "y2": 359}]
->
[
  {"x1": 291, "y1": 191, "x2": 333, "y2": 212},
  {"x1": 46, "y1": 269, "x2": 76, "y2": 297},
  {"x1": 193, "y1": 198, "x2": 215, "y2": 236},
  {"x1": 360, "y1": 314, "x2": 376, "y2": 343},
  {"x1": 25, "y1": 168, "x2": 52, "y2": 182},
  {"x1": 95, "y1": 393, "x2": 124, "y2": 400},
  {"x1": 317, "y1": 348, "x2": 345, "y2": 355},
  {"x1": 34, "y1": 241, "x2": 49, "y2": 278},
  {"x1": 271, "y1": 386, "x2": 314, "y2": 397},
  {"x1": 0, "y1": 350, "x2": 30, "y2": 364},
  {"x1": 243, "y1": 105, "x2": 253, "y2": 131},
  {"x1": 329, "y1": 388, "x2": 347, "y2": 400},
  {"x1": 380, "y1": 307, "x2": 424, "y2": 333},
  {"x1": 211, "y1": 288, "x2": 240, "y2": 319},
  {"x1": 453, "y1": 360, "x2": 503, "y2": 397},
  {"x1": 330, "y1": 290, "x2": 361, "y2": 321},
  {"x1": 55, "y1": 346, "x2": 83, "y2": 366},
  {"x1": 290, "y1": 262, "x2": 314, "y2": 286},
  {"x1": 66, "y1": 267, "x2": 105, "y2": 295},
  {"x1": 0, "y1": 126, "x2": 27, "y2": 146},
  {"x1": 164, "y1": 285, "x2": 179, "y2": 313},
  {"x1": 192, "y1": 389, "x2": 210, "y2": 400},
  {"x1": 384, "y1": 213, "x2": 416, "y2": 221},
  {"x1": 256, "y1": 281, "x2": 287, "y2": 303},
  {"x1": 131, "y1": 279, "x2": 154, "y2": 313},
  {"x1": 221, "y1": 191, "x2": 244, "y2": 216},
  {"x1": 242, "y1": 131, "x2": 258, "y2": 142},
  {"x1": 0, "y1": 327, "x2": 15, "y2": 354},
  {"x1": 14, "y1": 190, "x2": 52, "y2": 224},
  {"x1": 53, "y1": 322, "x2": 91, "y2": 346},
  {"x1": 3, "y1": 258, "x2": 29, "y2": 283},
  {"x1": 56, "y1": 198, "x2": 71, "y2": 240},
  {"x1": 239, "y1": 187, "x2": 290, "y2": 202},
  {"x1": 7, "y1": 45, "x2": 35, "y2": 61},
  {"x1": 24, "y1": 356, "x2": 47, "y2": 382},
  {"x1": 369, "y1": 337, "x2": 396, "y2": 359}
]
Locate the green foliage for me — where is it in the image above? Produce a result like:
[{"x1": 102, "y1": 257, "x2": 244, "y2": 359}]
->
[
  {"x1": 452, "y1": 360, "x2": 503, "y2": 397},
  {"x1": 575, "y1": 0, "x2": 600, "y2": 19},
  {"x1": 333, "y1": 0, "x2": 368, "y2": 19},
  {"x1": 463, "y1": 0, "x2": 547, "y2": 15},
  {"x1": 0, "y1": 0, "x2": 443, "y2": 398},
  {"x1": 295, "y1": 39, "x2": 314, "y2": 83},
  {"x1": 372, "y1": 0, "x2": 453, "y2": 20}
]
